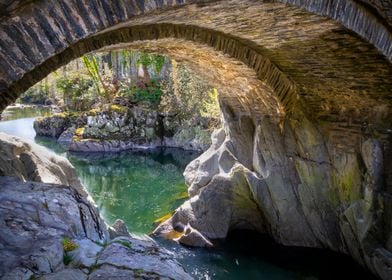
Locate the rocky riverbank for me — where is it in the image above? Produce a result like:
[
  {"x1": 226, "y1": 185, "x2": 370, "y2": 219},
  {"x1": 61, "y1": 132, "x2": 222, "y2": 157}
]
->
[
  {"x1": 34, "y1": 105, "x2": 212, "y2": 152},
  {"x1": 0, "y1": 133, "x2": 191, "y2": 280}
]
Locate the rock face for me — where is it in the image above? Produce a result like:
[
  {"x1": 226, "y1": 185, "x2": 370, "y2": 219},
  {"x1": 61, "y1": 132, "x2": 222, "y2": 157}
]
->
[
  {"x1": 0, "y1": 135, "x2": 192, "y2": 280},
  {"x1": 0, "y1": 177, "x2": 107, "y2": 279},
  {"x1": 35, "y1": 106, "x2": 211, "y2": 152},
  {"x1": 0, "y1": 132, "x2": 84, "y2": 194},
  {"x1": 34, "y1": 114, "x2": 70, "y2": 138},
  {"x1": 0, "y1": 177, "x2": 191, "y2": 280},
  {"x1": 154, "y1": 105, "x2": 392, "y2": 279},
  {"x1": 90, "y1": 236, "x2": 192, "y2": 280}
]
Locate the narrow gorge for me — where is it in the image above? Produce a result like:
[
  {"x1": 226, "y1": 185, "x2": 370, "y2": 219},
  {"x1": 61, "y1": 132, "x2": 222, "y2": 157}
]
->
[{"x1": 0, "y1": 0, "x2": 391, "y2": 279}]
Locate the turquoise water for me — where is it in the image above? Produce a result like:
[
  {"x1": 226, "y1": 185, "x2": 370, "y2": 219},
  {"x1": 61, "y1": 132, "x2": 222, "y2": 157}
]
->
[
  {"x1": 0, "y1": 105, "x2": 51, "y2": 121},
  {"x1": 0, "y1": 107, "x2": 375, "y2": 280},
  {"x1": 68, "y1": 150, "x2": 195, "y2": 233}
]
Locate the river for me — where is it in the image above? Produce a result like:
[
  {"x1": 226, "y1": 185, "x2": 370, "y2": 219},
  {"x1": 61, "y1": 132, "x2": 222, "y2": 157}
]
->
[{"x1": 0, "y1": 106, "x2": 375, "y2": 280}]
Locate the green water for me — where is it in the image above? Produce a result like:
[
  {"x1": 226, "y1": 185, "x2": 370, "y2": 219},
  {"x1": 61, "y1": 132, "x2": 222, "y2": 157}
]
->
[
  {"x1": 0, "y1": 107, "x2": 376, "y2": 280},
  {"x1": 0, "y1": 105, "x2": 51, "y2": 121},
  {"x1": 68, "y1": 150, "x2": 195, "y2": 233}
]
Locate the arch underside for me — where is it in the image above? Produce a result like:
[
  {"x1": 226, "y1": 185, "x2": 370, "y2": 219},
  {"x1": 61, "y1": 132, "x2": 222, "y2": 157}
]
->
[{"x1": 0, "y1": 0, "x2": 390, "y2": 150}]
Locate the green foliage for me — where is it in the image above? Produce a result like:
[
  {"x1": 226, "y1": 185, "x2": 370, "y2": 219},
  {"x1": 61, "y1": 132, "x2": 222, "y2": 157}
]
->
[
  {"x1": 119, "y1": 50, "x2": 137, "y2": 68},
  {"x1": 201, "y1": 88, "x2": 221, "y2": 127},
  {"x1": 82, "y1": 54, "x2": 108, "y2": 99},
  {"x1": 62, "y1": 237, "x2": 78, "y2": 266},
  {"x1": 18, "y1": 83, "x2": 51, "y2": 105},
  {"x1": 62, "y1": 237, "x2": 78, "y2": 252},
  {"x1": 56, "y1": 75, "x2": 93, "y2": 97},
  {"x1": 133, "y1": 86, "x2": 163, "y2": 105},
  {"x1": 56, "y1": 74, "x2": 95, "y2": 111},
  {"x1": 63, "y1": 253, "x2": 73, "y2": 266},
  {"x1": 137, "y1": 53, "x2": 166, "y2": 75},
  {"x1": 133, "y1": 268, "x2": 145, "y2": 277},
  {"x1": 120, "y1": 80, "x2": 163, "y2": 106},
  {"x1": 160, "y1": 61, "x2": 221, "y2": 130},
  {"x1": 112, "y1": 239, "x2": 133, "y2": 248}
]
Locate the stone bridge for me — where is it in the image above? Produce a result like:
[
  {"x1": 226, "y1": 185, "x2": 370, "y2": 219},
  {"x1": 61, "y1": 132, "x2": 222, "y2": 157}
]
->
[{"x1": 0, "y1": 0, "x2": 392, "y2": 279}]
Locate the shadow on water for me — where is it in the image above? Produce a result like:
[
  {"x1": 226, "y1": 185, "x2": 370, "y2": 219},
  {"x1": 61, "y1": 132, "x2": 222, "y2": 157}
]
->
[{"x1": 158, "y1": 230, "x2": 376, "y2": 280}]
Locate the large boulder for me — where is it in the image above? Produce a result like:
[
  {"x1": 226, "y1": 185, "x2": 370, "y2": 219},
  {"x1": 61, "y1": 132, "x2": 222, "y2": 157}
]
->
[
  {"x1": 34, "y1": 113, "x2": 70, "y2": 138},
  {"x1": 0, "y1": 177, "x2": 108, "y2": 279},
  {"x1": 154, "y1": 106, "x2": 392, "y2": 279},
  {"x1": 0, "y1": 133, "x2": 85, "y2": 196},
  {"x1": 0, "y1": 177, "x2": 191, "y2": 280},
  {"x1": 90, "y1": 236, "x2": 192, "y2": 280}
]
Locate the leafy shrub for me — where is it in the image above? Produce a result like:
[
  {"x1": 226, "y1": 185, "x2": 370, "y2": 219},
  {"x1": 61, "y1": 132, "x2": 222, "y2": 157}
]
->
[
  {"x1": 62, "y1": 237, "x2": 78, "y2": 252},
  {"x1": 200, "y1": 88, "x2": 221, "y2": 129},
  {"x1": 133, "y1": 86, "x2": 163, "y2": 105},
  {"x1": 18, "y1": 83, "x2": 51, "y2": 105},
  {"x1": 119, "y1": 80, "x2": 163, "y2": 106},
  {"x1": 160, "y1": 62, "x2": 221, "y2": 130},
  {"x1": 56, "y1": 74, "x2": 96, "y2": 111}
]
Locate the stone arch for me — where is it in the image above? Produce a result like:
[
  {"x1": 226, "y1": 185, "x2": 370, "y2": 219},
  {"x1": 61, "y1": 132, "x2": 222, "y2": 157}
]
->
[
  {"x1": 0, "y1": 0, "x2": 392, "y2": 113},
  {"x1": 5, "y1": 23, "x2": 295, "y2": 114}
]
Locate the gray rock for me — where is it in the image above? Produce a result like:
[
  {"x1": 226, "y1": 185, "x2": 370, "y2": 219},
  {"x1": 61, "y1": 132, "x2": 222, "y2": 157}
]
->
[
  {"x1": 108, "y1": 219, "x2": 131, "y2": 239},
  {"x1": 154, "y1": 109, "x2": 392, "y2": 279},
  {"x1": 0, "y1": 133, "x2": 86, "y2": 197},
  {"x1": 176, "y1": 224, "x2": 213, "y2": 247},
  {"x1": 37, "y1": 269, "x2": 87, "y2": 280},
  {"x1": 36, "y1": 106, "x2": 213, "y2": 152},
  {"x1": 0, "y1": 177, "x2": 108, "y2": 278},
  {"x1": 89, "y1": 265, "x2": 135, "y2": 280},
  {"x1": 95, "y1": 237, "x2": 192, "y2": 280},
  {"x1": 34, "y1": 114, "x2": 70, "y2": 138},
  {"x1": 69, "y1": 239, "x2": 103, "y2": 268},
  {"x1": 0, "y1": 136, "x2": 192, "y2": 280},
  {"x1": 0, "y1": 267, "x2": 34, "y2": 280},
  {"x1": 57, "y1": 127, "x2": 76, "y2": 148}
]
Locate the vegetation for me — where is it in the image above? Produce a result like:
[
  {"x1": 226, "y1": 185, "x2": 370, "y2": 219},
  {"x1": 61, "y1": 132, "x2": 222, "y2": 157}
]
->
[
  {"x1": 62, "y1": 237, "x2": 78, "y2": 252},
  {"x1": 19, "y1": 50, "x2": 221, "y2": 140},
  {"x1": 160, "y1": 61, "x2": 221, "y2": 130},
  {"x1": 18, "y1": 80, "x2": 52, "y2": 105},
  {"x1": 112, "y1": 239, "x2": 133, "y2": 248},
  {"x1": 62, "y1": 237, "x2": 78, "y2": 265},
  {"x1": 56, "y1": 73, "x2": 95, "y2": 111}
]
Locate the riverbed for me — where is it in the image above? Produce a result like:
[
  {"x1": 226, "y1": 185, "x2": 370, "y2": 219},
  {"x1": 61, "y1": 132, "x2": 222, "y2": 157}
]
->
[{"x1": 0, "y1": 106, "x2": 375, "y2": 280}]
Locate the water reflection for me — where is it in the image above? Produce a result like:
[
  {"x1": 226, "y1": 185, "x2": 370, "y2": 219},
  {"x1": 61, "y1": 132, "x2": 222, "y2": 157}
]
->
[
  {"x1": 1, "y1": 105, "x2": 51, "y2": 121},
  {"x1": 68, "y1": 149, "x2": 199, "y2": 234}
]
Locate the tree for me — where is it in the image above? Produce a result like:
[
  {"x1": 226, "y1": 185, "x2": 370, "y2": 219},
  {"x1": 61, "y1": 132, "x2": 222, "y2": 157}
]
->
[{"x1": 82, "y1": 54, "x2": 110, "y2": 101}]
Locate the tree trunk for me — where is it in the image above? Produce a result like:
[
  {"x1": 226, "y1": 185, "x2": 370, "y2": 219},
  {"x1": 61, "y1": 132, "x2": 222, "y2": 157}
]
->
[{"x1": 142, "y1": 64, "x2": 151, "y2": 86}]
